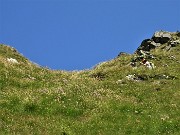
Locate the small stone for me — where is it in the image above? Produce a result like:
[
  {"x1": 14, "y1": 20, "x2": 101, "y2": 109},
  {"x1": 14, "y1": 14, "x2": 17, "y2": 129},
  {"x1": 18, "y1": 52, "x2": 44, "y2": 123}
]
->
[
  {"x1": 7, "y1": 58, "x2": 19, "y2": 64},
  {"x1": 135, "y1": 110, "x2": 139, "y2": 114},
  {"x1": 126, "y1": 74, "x2": 136, "y2": 80},
  {"x1": 117, "y1": 52, "x2": 129, "y2": 57}
]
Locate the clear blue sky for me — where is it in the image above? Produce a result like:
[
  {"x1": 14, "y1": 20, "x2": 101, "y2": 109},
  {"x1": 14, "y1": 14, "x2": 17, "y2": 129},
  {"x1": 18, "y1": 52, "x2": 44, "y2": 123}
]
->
[{"x1": 0, "y1": 0, "x2": 180, "y2": 70}]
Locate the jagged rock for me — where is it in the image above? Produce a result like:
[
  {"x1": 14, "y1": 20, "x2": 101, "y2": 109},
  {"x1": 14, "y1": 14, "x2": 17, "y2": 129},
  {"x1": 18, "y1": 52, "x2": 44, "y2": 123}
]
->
[
  {"x1": 137, "y1": 50, "x2": 155, "y2": 59},
  {"x1": 136, "y1": 39, "x2": 155, "y2": 52},
  {"x1": 170, "y1": 40, "x2": 180, "y2": 47},
  {"x1": 163, "y1": 40, "x2": 180, "y2": 51},
  {"x1": 135, "y1": 31, "x2": 179, "y2": 55},
  {"x1": 150, "y1": 41, "x2": 161, "y2": 47},
  {"x1": 119, "y1": 31, "x2": 178, "y2": 59},
  {"x1": 136, "y1": 39, "x2": 161, "y2": 53},
  {"x1": 152, "y1": 31, "x2": 171, "y2": 44}
]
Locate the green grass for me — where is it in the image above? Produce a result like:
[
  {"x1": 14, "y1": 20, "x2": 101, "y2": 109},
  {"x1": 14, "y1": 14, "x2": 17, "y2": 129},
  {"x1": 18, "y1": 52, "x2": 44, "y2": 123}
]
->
[{"x1": 0, "y1": 33, "x2": 180, "y2": 135}]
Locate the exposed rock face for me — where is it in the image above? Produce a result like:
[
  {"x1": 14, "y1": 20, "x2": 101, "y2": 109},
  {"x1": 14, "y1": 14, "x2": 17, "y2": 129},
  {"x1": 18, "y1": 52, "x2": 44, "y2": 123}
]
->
[
  {"x1": 136, "y1": 39, "x2": 161, "y2": 53},
  {"x1": 170, "y1": 40, "x2": 180, "y2": 47},
  {"x1": 127, "y1": 30, "x2": 180, "y2": 70},
  {"x1": 117, "y1": 31, "x2": 179, "y2": 65},
  {"x1": 135, "y1": 31, "x2": 179, "y2": 54},
  {"x1": 152, "y1": 31, "x2": 171, "y2": 44}
]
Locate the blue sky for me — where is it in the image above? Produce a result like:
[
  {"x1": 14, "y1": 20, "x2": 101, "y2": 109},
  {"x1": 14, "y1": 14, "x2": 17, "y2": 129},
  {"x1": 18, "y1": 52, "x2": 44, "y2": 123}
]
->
[{"x1": 0, "y1": 0, "x2": 180, "y2": 70}]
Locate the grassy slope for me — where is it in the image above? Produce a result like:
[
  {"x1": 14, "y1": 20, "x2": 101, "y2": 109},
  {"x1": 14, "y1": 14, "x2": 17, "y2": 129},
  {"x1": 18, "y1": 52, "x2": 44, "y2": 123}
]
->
[{"x1": 0, "y1": 33, "x2": 180, "y2": 135}]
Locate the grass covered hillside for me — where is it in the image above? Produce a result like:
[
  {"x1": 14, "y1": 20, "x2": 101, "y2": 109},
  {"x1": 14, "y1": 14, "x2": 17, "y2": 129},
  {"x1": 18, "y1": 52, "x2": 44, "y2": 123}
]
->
[{"x1": 0, "y1": 31, "x2": 180, "y2": 135}]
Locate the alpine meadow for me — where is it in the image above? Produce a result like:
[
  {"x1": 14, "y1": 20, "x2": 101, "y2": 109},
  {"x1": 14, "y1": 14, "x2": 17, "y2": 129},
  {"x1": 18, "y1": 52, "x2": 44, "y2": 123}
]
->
[{"x1": 0, "y1": 31, "x2": 180, "y2": 134}]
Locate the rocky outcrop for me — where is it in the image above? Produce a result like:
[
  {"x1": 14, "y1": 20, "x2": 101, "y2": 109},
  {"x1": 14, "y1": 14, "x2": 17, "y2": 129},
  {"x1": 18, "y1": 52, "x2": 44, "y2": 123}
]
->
[
  {"x1": 152, "y1": 31, "x2": 171, "y2": 44},
  {"x1": 170, "y1": 40, "x2": 180, "y2": 47},
  {"x1": 127, "y1": 31, "x2": 180, "y2": 70},
  {"x1": 136, "y1": 31, "x2": 180, "y2": 54},
  {"x1": 136, "y1": 39, "x2": 161, "y2": 53},
  {"x1": 117, "y1": 31, "x2": 179, "y2": 58}
]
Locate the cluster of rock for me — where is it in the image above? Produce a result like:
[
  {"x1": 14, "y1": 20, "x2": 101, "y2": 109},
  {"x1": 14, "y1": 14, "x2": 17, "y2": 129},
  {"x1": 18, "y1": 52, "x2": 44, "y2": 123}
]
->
[
  {"x1": 136, "y1": 31, "x2": 180, "y2": 53},
  {"x1": 129, "y1": 31, "x2": 180, "y2": 69},
  {"x1": 117, "y1": 31, "x2": 180, "y2": 62},
  {"x1": 130, "y1": 50, "x2": 155, "y2": 69},
  {"x1": 117, "y1": 31, "x2": 180, "y2": 83},
  {"x1": 116, "y1": 30, "x2": 180, "y2": 85}
]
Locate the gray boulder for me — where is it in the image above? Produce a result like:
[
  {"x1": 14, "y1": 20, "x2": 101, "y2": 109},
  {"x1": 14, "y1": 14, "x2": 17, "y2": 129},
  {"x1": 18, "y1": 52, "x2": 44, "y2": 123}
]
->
[
  {"x1": 170, "y1": 40, "x2": 180, "y2": 47},
  {"x1": 136, "y1": 39, "x2": 155, "y2": 52},
  {"x1": 136, "y1": 39, "x2": 161, "y2": 53},
  {"x1": 136, "y1": 31, "x2": 173, "y2": 53},
  {"x1": 152, "y1": 31, "x2": 171, "y2": 44}
]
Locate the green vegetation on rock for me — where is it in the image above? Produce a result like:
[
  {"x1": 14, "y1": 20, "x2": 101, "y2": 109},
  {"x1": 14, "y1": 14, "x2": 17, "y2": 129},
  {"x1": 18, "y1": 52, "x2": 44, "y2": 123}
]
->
[{"x1": 0, "y1": 31, "x2": 180, "y2": 135}]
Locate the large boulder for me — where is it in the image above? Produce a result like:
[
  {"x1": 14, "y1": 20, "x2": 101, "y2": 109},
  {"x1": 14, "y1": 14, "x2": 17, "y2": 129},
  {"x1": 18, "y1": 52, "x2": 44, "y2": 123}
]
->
[
  {"x1": 136, "y1": 39, "x2": 161, "y2": 53},
  {"x1": 136, "y1": 31, "x2": 173, "y2": 53},
  {"x1": 152, "y1": 31, "x2": 171, "y2": 44}
]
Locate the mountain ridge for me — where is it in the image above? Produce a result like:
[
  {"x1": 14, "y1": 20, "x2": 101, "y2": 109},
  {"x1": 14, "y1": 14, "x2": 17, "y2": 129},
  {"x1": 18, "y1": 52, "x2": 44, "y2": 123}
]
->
[{"x1": 0, "y1": 30, "x2": 180, "y2": 135}]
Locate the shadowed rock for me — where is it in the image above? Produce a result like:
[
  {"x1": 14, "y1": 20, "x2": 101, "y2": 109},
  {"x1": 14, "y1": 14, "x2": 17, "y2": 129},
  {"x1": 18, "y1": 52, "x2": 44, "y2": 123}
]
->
[
  {"x1": 136, "y1": 39, "x2": 160, "y2": 53},
  {"x1": 135, "y1": 31, "x2": 173, "y2": 54},
  {"x1": 152, "y1": 31, "x2": 171, "y2": 44}
]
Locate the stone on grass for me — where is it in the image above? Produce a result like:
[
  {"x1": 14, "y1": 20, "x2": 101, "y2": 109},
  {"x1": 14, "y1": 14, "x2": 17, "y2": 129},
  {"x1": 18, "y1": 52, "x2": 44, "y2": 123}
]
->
[
  {"x1": 7, "y1": 58, "x2": 19, "y2": 64},
  {"x1": 117, "y1": 52, "x2": 129, "y2": 57}
]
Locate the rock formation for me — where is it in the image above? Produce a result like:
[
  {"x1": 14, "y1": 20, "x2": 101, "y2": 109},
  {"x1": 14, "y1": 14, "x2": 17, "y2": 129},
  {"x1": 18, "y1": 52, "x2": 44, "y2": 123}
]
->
[{"x1": 136, "y1": 30, "x2": 180, "y2": 54}]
